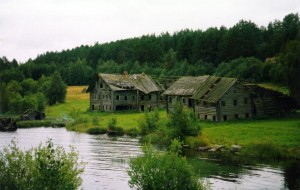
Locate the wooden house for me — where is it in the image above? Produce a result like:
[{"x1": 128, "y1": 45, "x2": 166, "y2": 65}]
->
[
  {"x1": 191, "y1": 76, "x2": 252, "y2": 121},
  {"x1": 245, "y1": 84, "x2": 297, "y2": 117},
  {"x1": 89, "y1": 73, "x2": 163, "y2": 112},
  {"x1": 162, "y1": 76, "x2": 209, "y2": 113}
]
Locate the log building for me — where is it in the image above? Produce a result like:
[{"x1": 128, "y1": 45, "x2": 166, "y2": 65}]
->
[{"x1": 89, "y1": 73, "x2": 163, "y2": 112}]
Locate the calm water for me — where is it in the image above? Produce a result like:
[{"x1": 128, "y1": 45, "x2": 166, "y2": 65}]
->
[{"x1": 0, "y1": 128, "x2": 298, "y2": 190}]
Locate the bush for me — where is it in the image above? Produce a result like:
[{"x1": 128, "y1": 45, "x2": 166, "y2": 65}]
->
[
  {"x1": 168, "y1": 102, "x2": 201, "y2": 140},
  {"x1": 0, "y1": 139, "x2": 84, "y2": 190},
  {"x1": 127, "y1": 139, "x2": 207, "y2": 190},
  {"x1": 87, "y1": 127, "x2": 107, "y2": 134},
  {"x1": 138, "y1": 109, "x2": 160, "y2": 135},
  {"x1": 126, "y1": 128, "x2": 140, "y2": 137}
]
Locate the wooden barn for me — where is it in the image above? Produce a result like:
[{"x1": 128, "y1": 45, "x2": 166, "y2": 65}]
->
[
  {"x1": 89, "y1": 73, "x2": 163, "y2": 112},
  {"x1": 191, "y1": 76, "x2": 252, "y2": 121},
  {"x1": 162, "y1": 76, "x2": 209, "y2": 113},
  {"x1": 245, "y1": 84, "x2": 297, "y2": 117}
]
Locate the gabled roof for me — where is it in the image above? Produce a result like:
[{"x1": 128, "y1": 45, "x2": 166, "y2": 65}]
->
[
  {"x1": 99, "y1": 73, "x2": 162, "y2": 94},
  {"x1": 162, "y1": 76, "x2": 209, "y2": 96},
  {"x1": 191, "y1": 76, "x2": 237, "y2": 102}
]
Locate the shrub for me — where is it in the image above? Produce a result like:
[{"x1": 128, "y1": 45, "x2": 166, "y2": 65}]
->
[
  {"x1": 168, "y1": 102, "x2": 201, "y2": 140},
  {"x1": 138, "y1": 109, "x2": 160, "y2": 135},
  {"x1": 0, "y1": 139, "x2": 84, "y2": 190},
  {"x1": 126, "y1": 128, "x2": 140, "y2": 137},
  {"x1": 127, "y1": 139, "x2": 207, "y2": 190},
  {"x1": 107, "y1": 117, "x2": 117, "y2": 130},
  {"x1": 87, "y1": 127, "x2": 107, "y2": 134}
]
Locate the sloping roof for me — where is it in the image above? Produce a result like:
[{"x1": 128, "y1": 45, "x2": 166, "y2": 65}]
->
[
  {"x1": 162, "y1": 76, "x2": 209, "y2": 96},
  {"x1": 191, "y1": 76, "x2": 237, "y2": 102},
  {"x1": 99, "y1": 73, "x2": 162, "y2": 94}
]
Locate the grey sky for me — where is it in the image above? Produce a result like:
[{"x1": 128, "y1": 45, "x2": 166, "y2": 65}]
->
[{"x1": 0, "y1": 0, "x2": 299, "y2": 63}]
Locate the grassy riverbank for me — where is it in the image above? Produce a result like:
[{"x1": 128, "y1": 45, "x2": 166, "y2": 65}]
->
[{"x1": 46, "y1": 86, "x2": 300, "y2": 159}]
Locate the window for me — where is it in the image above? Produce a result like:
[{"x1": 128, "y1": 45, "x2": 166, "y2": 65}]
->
[
  {"x1": 168, "y1": 96, "x2": 172, "y2": 103},
  {"x1": 106, "y1": 95, "x2": 108, "y2": 100},
  {"x1": 245, "y1": 113, "x2": 249, "y2": 118},
  {"x1": 149, "y1": 95, "x2": 152, "y2": 100},
  {"x1": 233, "y1": 100, "x2": 237, "y2": 106},
  {"x1": 124, "y1": 96, "x2": 128, "y2": 100},
  {"x1": 204, "y1": 115, "x2": 207, "y2": 120},
  {"x1": 244, "y1": 98, "x2": 248, "y2": 104},
  {"x1": 222, "y1": 101, "x2": 225, "y2": 106},
  {"x1": 235, "y1": 114, "x2": 239, "y2": 119},
  {"x1": 141, "y1": 95, "x2": 144, "y2": 100},
  {"x1": 203, "y1": 101, "x2": 207, "y2": 106},
  {"x1": 182, "y1": 98, "x2": 186, "y2": 103},
  {"x1": 103, "y1": 95, "x2": 105, "y2": 99},
  {"x1": 198, "y1": 114, "x2": 200, "y2": 119},
  {"x1": 223, "y1": 115, "x2": 227, "y2": 121},
  {"x1": 100, "y1": 83, "x2": 103, "y2": 88},
  {"x1": 213, "y1": 116, "x2": 216, "y2": 121},
  {"x1": 116, "y1": 95, "x2": 120, "y2": 100}
]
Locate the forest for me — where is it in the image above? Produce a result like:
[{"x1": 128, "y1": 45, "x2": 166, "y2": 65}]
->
[{"x1": 0, "y1": 13, "x2": 299, "y2": 113}]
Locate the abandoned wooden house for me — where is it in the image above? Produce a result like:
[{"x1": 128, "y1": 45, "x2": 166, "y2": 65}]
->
[
  {"x1": 89, "y1": 73, "x2": 163, "y2": 112},
  {"x1": 162, "y1": 76, "x2": 209, "y2": 113},
  {"x1": 191, "y1": 76, "x2": 252, "y2": 121},
  {"x1": 164, "y1": 75, "x2": 296, "y2": 121},
  {"x1": 245, "y1": 84, "x2": 297, "y2": 118}
]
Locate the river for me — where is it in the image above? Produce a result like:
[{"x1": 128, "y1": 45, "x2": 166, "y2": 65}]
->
[{"x1": 0, "y1": 127, "x2": 298, "y2": 190}]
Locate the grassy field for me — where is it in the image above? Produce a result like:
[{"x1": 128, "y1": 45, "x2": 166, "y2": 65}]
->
[{"x1": 47, "y1": 86, "x2": 300, "y2": 154}]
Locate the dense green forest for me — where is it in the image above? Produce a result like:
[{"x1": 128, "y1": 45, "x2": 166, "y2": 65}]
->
[{"x1": 0, "y1": 13, "x2": 300, "y2": 111}]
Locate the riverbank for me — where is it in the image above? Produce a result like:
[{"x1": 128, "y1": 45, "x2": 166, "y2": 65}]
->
[{"x1": 45, "y1": 86, "x2": 300, "y2": 159}]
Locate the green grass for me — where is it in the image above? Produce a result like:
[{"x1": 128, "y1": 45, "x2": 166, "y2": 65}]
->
[{"x1": 201, "y1": 116, "x2": 300, "y2": 148}]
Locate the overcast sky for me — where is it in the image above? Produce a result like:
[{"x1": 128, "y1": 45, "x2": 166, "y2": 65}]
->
[{"x1": 0, "y1": 0, "x2": 299, "y2": 63}]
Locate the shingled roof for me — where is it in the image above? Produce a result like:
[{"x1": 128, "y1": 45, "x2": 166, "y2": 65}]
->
[
  {"x1": 162, "y1": 76, "x2": 209, "y2": 96},
  {"x1": 99, "y1": 73, "x2": 162, "y2": 94},
  {"x1": 191, "y1": 76, "x2": 236, "y2": 102}
]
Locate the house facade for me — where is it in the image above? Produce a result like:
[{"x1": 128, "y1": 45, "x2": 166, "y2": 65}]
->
[
  {"x1": 162, "y1": 76, "x2": 209, "y2": 113},
  {"x1": 191, "y1": 76, "x2": 252, "y2": 121},
  {"x1": 90, "y1": 73, "x2": 163, "y2": 112}
]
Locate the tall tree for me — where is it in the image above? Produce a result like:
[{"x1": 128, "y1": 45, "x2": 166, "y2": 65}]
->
[
  {"x1": 281, "y1": 40, "x2": 300, "y2": 106},
  {"x1": 45, "y1": 72, "x2": 67, "y2": 105}
]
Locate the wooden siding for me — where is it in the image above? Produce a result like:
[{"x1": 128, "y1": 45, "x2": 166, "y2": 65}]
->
[{"x1": 194, "y1": 83, "x2": 252, "y2": 121}]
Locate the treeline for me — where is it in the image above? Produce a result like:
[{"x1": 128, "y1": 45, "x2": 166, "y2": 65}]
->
[
  {"x1": 0, "y1": 72, "x2": 67, "y2": 114},
  {"x1": 0, "y1": 13, "x2": 299, "y2": 105}
]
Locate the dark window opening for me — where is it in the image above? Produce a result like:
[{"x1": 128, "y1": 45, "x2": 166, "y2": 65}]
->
[
  {"x1": 116, "y1": 95, "x2": 120, "y2": 100},
  {"x1": 223, "y1": 115, "x2": 227, "y2": 121},
  {"x1": 182, "y1": 98, "x2": 186, "y2": 103},
  {"x1": 213, "y1": 116, "x2": 216, "y2": 121},
  {"x1": 91, "y1": 105, "x2": 94, "y2": 110},
  {"x1": 141, "y1": 105, "x2": 145, "y2": 111},
  {"x1": 103, "y1": 95, "x2": 105, "y2": 99},
  {"x1": 244, "y1": 98, "x2": 248, "y2": 104},
  {"x1": 100, "y1": 83, "x2": 103, "y2": 88},
  {"x1": 124, "y1": 96, "x2": 128, "y2": 100},
  {"x1": 233, "y1": 100, "x2": 237, "y2": 106},
  {"x1": 203, "y1": 101, "x2": 207, "y2": 106},
  {"x1": 149, "y1": 95, "x2": 152, "y2": 100},
  {"x1": 168, "y1": 97, "x2": 172, "y2": 103},
  {"x1": 235, "y1": 114, "x2": 239, "y2": 119},
  {"x1": 245, "y1": 113, "x2": 249, "y2": 118},
  {"x1": 141, "y1": 95, "x2": 144, "y2": 100},
  {"x1": 116, "y1": 105, "x2": 131, "y2": 111},
  {"x1": 205, "y1": 115, "x2": 207, "y2": 120},
  {"x1": 198, "y1": 114, "x2": 200, "y2": 119}
]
